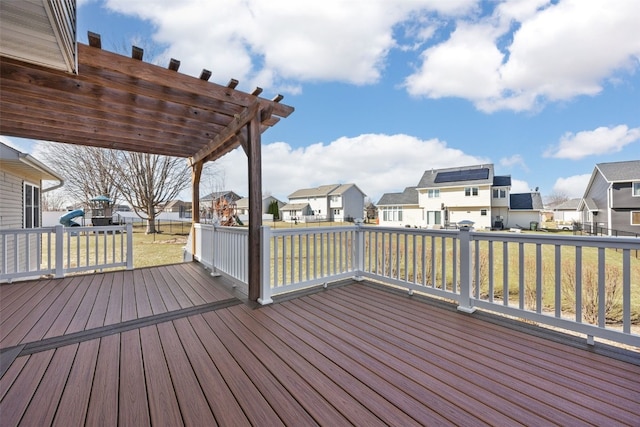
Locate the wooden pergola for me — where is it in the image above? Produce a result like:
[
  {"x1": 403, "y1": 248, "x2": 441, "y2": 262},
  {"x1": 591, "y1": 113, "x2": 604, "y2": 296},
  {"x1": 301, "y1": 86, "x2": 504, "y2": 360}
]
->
[{"x1": 0, "y1": 33, "x2": 294, "y2": 300}]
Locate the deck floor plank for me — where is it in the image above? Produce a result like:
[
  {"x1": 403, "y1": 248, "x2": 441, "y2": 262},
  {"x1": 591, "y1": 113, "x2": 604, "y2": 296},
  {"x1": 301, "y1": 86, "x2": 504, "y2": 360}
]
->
[
  {"x1": 19, "y1": 344, "x2": 78, "y2": 426},
  {"x1": 156, "y1": 321, "x2": 218, "y2": 426},
  {"x1": 172, "y1": 317, "x2": 251, "y2": 426},
  {"x1": 52, "y1": 340, "x2": 100, "y2": 427},
  {"x1": 42, "y1": 274, "x2": 93, "y2": 340},
  {"x1": 158, "y1": 265, "x2": 196, "y2": 309},
  {"x1": 86, "y1": 334, "x2": 120, "y2": 427},
  {"x1": 66, "y1": 273, "x2": 104, "y2": 334},
  {"x1": 162, "y1": 265, "x2": 208, "y2": 306},
  {"x1": 304, "y1": 290, "x2": 599, "y2": 425},
  {"x1": 0, "y1": 350, "x2": 55, "y2": 426},
  {"x1": 139, "y1": 324, "x2": 184, "y2": 426},
  {"x1": 223, "y1": 305, "x2": 391, "y2": 427},
  {"x1": 0, "y1": 278, "x2": 52, "y2": 313},
  {"x1": 238, "y1": 303, "x2": 423, "y2": 427},
  {"x1": 1, "y1": 276, "x2": 79, "y2": 348},
  {"x1": 120, "y1": 270, "x2": 138, "y2": 321},
  {"x1": 85, "y1": 273, "x2": 111, "y2": 329},
  {"x1": 141, "y1": 268, "x2": 168, "y2": 315},
  {"x1": 132, "y1": 269, "x2": 153, "y2": 319},
  {"x1": 202, "y1": 310, "x2": 320, "y2": 426},
  {"x1": 187, "y1": 314, "x2": 286, "y2": 426},
  {"x1": 103, "y1": 270, "x2": 124, "y2": 325},
  {"x1": 149, "y1": 267, "x2": 182, "y2": 312},
  {"x1": 179, "y1": 262, "x2": 238, "y2": 301},
  {"x1": 119, "y1": 329, "x2": 151, "y2": 427}
]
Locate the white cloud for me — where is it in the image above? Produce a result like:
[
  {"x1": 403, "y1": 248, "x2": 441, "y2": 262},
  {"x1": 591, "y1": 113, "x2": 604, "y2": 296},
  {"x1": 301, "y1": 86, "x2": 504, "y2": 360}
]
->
[
  {"x1": 406, "y1": 0, "x2": 640, "y2": 112},
  {"x1": 510, "y1": 179, "x2": 532, "y2": 194},
  {"x1": 499, "y1": 154, "x2": 528, "y2": 172},
  {"x1": 552, "y1": 174, "x2": 591, "y2": 199},
  {"x1": 102, "y1": 0, "x2": 478, "y2": 91},
  {"x1": 544, "y1": 125, "x2": 640, "y2": 160},
  {"x1": 207, "y1": 133, "x2": 488, "y2": 203}
]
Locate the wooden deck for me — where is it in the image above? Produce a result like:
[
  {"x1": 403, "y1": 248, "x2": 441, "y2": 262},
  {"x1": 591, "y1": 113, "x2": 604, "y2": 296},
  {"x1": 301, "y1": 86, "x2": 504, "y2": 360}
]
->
[{"x1": 1, "y1": 263, "x2": 639, "y2": 426}]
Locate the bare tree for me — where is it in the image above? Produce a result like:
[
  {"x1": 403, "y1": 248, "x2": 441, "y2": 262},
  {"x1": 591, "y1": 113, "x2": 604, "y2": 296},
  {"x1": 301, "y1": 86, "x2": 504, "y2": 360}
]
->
[
  {"x1": 33, "y1": 142, "x2": 121, "y2": 206},
  {"x1": 41, "y1": 188, "x2": 67, "y2": 211},
  {"x1": 110, "y1": 151, "x2": 191, "y2": 233},
  {"x1": 545, "y1": 191, "x2": 570, "y2": 207}
]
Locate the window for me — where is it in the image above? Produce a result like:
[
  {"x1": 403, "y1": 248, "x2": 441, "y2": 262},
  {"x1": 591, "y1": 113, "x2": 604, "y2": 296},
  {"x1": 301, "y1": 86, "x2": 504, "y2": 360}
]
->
[
  {"x1": 426, "y1": 210, "x2": 441, "y2": 225},
  {"x1": 427, "y1": 189, "x2": 440, "y2": 198},
  {"x1": 632, "y1": 211, "x2": 640, "y2": 225},
  {"x1": 493, "y1": 188, "x2": 506, "y2": 198},
  {"x1": 382, "y1": 206, "x2": 403, "y2": 221},
  {"x1": 480, "y1": 209, "x2": 487, "y2": 216},
  {"x1": 24, "y1": 183, "x2": 40, "y2": 228},
  {"x1": 465, "y1": 187, "x2": 479, "y2": 197},
  {"x1": 633, "y1": 182, "x2": 640, "y2": 197},
  {"x1": 331, "y1": 195, "x2": 340, "y2": 202}
]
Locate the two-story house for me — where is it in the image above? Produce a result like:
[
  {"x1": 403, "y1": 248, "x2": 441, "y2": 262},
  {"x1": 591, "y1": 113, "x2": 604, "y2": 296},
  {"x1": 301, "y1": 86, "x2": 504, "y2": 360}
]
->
[
  {"x1": 378, "y1": 164, "x2": 533, "y2": 229},
  {"x1": 283, "y1": 184, "x2": 366, "y2": 223},
  {"x1": 578, "y1": 160, "x2": 640, "y2": 236}
]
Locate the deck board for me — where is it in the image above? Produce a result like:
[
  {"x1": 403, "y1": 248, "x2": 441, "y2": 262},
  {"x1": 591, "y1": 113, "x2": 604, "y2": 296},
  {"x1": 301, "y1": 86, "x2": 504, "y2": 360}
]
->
[{"x1": 1, "y1": 267, "x2": 639, "y2": 426}]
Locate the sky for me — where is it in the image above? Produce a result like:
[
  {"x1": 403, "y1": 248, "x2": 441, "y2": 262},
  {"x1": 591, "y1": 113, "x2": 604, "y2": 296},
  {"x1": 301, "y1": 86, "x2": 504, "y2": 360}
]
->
[{"x1": 4, "y1": 0, "x2": 640, "y2": 204}]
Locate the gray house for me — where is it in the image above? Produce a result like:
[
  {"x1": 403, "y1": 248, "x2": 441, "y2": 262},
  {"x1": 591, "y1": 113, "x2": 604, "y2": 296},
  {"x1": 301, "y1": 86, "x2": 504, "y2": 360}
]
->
[
  {"x1": 285, "y1": 184, "x2": 366, "y2": 223},
  {"x1": 578, "y1": 160, "x2": 640, "y2": 236}
]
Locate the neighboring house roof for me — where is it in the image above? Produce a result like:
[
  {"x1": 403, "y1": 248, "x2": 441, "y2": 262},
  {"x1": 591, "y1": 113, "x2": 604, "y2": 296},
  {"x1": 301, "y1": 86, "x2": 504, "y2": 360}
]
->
[
  {"x1": 281, "y1": 203, "x2": 310, "y2": 211},
  {"x1": 328, "y1": 183, "x2": 366, "y2": 197},
  {"x1": 288, "y1": 184, "x2": 341, "y2": 198},
  {"x1": 377, "y1": 187, "x2": 419, "y2": 206},
  {"x1": 553, "y1": 198, "x2": 581, "y2": 211},
  {"x1": 595, "y1": 160, "x2": 640, "y2": 182},
  {"x1": 236, "y1": 196, "x2": 283, "y2": 209},
  {"x1": 163, "y1": 199, "x2": 190, "y2": 209},
  {"x1": 416, "y1": 164, "x2": 494, "y2": 189},
  {"x1": 200, "y1": 190, "x2": 242, "y2": 202},
  {"x1": 493, "y1": 175, "x2": 512, "y2": 187},
  {"x1": 582, "y1": 197, "x2": 600, "y2": 211},
  {"x1": 0, "y1": 142, "x2": 64, "y2": 192},
  {"x1": 510, "y1": 193, "x2": 544, "y2": 210}
]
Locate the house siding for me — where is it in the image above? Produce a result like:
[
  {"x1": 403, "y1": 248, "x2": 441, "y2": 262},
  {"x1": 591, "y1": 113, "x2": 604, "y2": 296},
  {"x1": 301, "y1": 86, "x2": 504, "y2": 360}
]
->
[
  {"x1": 611, "y1": 182, "x2": 637, "y2": 209},
  {"x1": 582, "y1": 171, "x2": 609, "y2": 228},
  {"x1": 340, "y1": 187, "x2": 365, "y2": 221},
  {"x1": 0, "y1": 169, "x2": 24, "y2": 229}
]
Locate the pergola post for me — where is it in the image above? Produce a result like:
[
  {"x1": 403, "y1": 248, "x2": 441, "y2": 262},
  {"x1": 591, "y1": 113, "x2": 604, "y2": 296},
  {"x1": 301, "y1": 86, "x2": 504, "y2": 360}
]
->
[
  {"x1": 247, "y1": 114, "x2": 262, "y2": 300},
  {"x1": 190, "y1": 160, "x2": 203, "y2": 260}
]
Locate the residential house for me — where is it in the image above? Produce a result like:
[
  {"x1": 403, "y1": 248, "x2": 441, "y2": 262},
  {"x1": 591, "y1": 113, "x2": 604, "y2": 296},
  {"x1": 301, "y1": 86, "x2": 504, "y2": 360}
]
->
[
  {"x1": 377, "y1": 164, "x2": 547, "y2": 230},
  {"x1": 552, "y1": 198, "x2": 581, "y2": 228},
  {"x1": 508, "y1": 192, "x2": 544, "y2": 229},
  {"x1": 283, "y1": 184, "x2": 366, "y2": 223},
  {"x1": 162, "y1": 199, "x2": 191, "y2": 218},
  {"x1": 0, "y1": 141, "x2": 63, "y2": 279},
  {"x1": 377, "y1": 187, "x2": 420, "y2": 227},
  {"x1": 578, "y1": 160, "x2": 640, "y2": 236},
  {"x1": 236, "y1": 195, "x2": 285, "y2": 222}
]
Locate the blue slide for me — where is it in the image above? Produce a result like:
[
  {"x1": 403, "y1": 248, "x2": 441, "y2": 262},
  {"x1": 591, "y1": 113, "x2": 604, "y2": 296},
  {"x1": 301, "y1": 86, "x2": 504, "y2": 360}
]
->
[{"x1": 59, "y1": 209, "x2": 84, "y2": 227}]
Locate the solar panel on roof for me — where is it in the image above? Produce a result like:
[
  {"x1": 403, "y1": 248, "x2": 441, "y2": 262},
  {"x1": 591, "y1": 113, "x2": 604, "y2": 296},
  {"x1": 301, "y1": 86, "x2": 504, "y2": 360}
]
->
[{"x1": 434, "y1": 168, "x2": 489, "y2": 183}]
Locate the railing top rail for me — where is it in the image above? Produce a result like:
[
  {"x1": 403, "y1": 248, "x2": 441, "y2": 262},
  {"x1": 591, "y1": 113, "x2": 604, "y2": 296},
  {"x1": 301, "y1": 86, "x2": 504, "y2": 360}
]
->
[
  {"x1": 470, "y1": 230, "x2": 640, "y2": 248},
  {"x1": 360, "y1": 225, "x2": 459, "y2": 237},
  {"x1": 269, "y1": 225, "x2": 358, "y2": 236}
]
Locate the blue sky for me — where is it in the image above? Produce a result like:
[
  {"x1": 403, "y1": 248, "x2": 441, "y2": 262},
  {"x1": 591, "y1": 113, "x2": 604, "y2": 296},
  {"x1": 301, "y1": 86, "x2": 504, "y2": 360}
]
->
[{"x1": 4, "y1": 0, "x2": 640, "y2": 204}]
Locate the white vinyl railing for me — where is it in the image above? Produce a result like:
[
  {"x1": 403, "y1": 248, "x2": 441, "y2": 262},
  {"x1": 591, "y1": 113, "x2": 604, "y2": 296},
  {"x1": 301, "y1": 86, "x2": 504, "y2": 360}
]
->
[{"x1": 1, "y1": 224, "x2": 133, "y2": 282}]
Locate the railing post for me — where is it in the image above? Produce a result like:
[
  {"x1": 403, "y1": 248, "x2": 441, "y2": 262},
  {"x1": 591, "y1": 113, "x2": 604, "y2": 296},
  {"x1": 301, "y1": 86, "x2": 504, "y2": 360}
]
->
[
  {"x1": 258, "y1": 225, "x2": 273, "y2": 305},
  {"x1": 353, "y1": 221, "x2": 364, "y2": 281},
  {"x1": 54, "y1": 224, "x2": 64, "y2": 278},
  {"x1": 126, "y1": 223, "x2": 133, "y2": 270},
  {"x1": 457, "y1": 226, "x2": 476, "y2": 313},
  {"x1": 210, "y1": 225, "x2": 221, "y2": 277}
]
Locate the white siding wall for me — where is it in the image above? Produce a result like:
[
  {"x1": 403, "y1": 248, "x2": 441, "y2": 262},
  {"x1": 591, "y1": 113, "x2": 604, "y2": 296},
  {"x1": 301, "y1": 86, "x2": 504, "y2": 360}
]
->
[
  {"x1": 341, "y1": 187, "x2": 365, "y2": 221},
  {"x1": 377, "y1": 206, "x2": 422, "y2": 227},
  {"x1": 0, "y1": 170, "x2": 23, "y2": 229}
]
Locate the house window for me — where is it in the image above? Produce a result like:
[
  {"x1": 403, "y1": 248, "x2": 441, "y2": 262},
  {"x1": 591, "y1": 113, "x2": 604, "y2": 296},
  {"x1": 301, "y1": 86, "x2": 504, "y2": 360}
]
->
[
  {"x1": 24, "y1": 183, "x2": 40, "y2": 228},
  {"x1": 382, "y1": 206, "x2": 402, "y2": 221},
  {"x1": 632, "y1": 211, "x2": 640, "y2": 225},
  {"x1": 465, "y1": 187, "x2": 479, "y2": 197},
  {"x1": 480, "y1": 209, "x2": 487, "y2": 216},
  {"x1": 426, "y1": 210, "x2": 441, "y2": 225},
  {"x1": 331, "y1": 195, "x2": 340, "y2": 202},
  {"x1": 633, "y1": 182, "x2": 640, "y2": 197},
  {"x1": 493, "y1": 188, "x2": 506, "y2": 198},
  {"x1": 427, "y1": 189, "x2": 440, "y2": 198}
]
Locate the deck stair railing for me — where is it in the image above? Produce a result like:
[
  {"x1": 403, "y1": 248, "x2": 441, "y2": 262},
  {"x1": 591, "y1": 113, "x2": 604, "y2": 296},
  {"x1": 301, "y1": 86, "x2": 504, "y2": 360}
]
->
[{"x1": 1, "y1": 224, "x2": 133, "y2": 282}]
